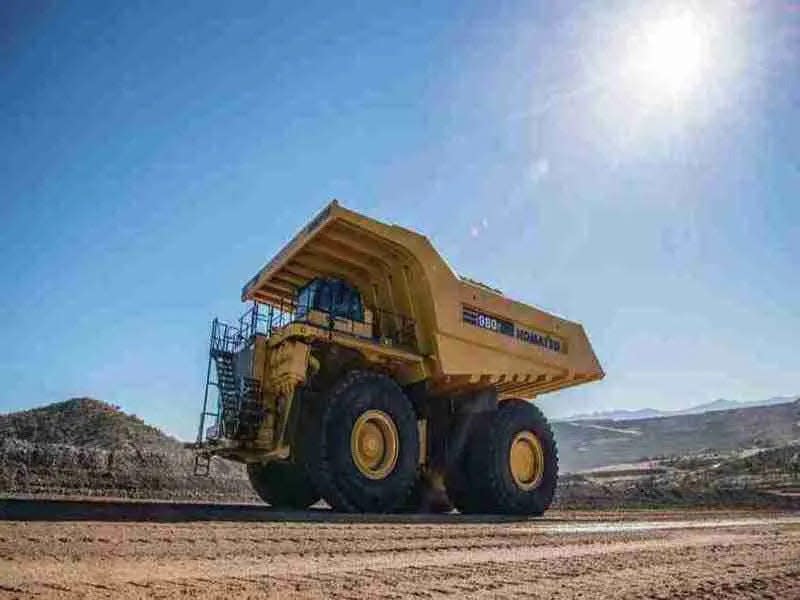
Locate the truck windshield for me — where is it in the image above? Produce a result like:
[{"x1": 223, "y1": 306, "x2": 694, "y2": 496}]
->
[
  {"x1": 295, "y1": 280, "x2": 318, "y2": 318},
  {"x1": 295, "y1": 278, "x2": 364, "y2": 322}
]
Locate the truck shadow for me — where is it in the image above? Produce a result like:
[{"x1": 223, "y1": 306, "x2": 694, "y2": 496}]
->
[{"x1": 0, "y1": 497, "x2": 551, "y2": 524}]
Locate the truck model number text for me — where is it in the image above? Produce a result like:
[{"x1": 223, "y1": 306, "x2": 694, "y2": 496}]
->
[{"x1": 462, "y1": 306, "x2": 563, "y2": 353}]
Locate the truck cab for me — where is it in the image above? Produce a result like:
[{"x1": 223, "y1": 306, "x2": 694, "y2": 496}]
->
[{"x1": 294, "y1": 278, "x2": 373, "y2": 339}]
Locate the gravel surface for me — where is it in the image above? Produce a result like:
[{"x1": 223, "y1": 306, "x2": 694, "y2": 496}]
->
[{"x1": 0, "y1": 504, "x2": 799, "y2": 599}]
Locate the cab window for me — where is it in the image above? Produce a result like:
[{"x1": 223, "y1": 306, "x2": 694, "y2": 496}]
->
[
  {"x1": 295, "y1": 278, "x2": 364, "y2": 322},
  {"x1": 347, "y1": 287, "x2": 364, "y2": 321},
  {"x1": 331, "y1": 280, "x2": 351, "y2": 319},
  {"x1": 316, "y1": 280, "x2": 333, "y2": 314},
  {"x1": 295, "y1": 280, "x2": 318, "y2": 317}
]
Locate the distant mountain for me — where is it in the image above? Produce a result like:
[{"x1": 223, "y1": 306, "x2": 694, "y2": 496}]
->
[{"x1": 561, "y1": 396, "x2": 799, "y2": 422}]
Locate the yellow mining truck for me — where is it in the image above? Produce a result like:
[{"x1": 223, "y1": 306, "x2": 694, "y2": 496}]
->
[{"x1": 194, "y1": 201, "x2": 603, "y2": 514}]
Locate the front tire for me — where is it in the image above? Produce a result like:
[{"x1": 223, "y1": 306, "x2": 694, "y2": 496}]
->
[
  {"x1": 307, "y1": 371, "x2": 420, "y2": 513},
  {"x1": 247, "y1": 461, "x2": 319, "y2": 509},
  {"x1": 468, "y1": 400, "x2": 558, "y2": 515}
]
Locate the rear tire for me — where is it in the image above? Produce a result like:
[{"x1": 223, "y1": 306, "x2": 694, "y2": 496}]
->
[
  {"x1": 469, "y1": 400, "x2": 558, "y2": 515},
  {"x1": 445, "y1": 415, "x2": 487, "y2": 514},
  {"x1": 306, "y1": 371, "x2": 420, "y2": 513},
  {"x1": 247, "y1": 461, "x2": 319, "y2": 510}
]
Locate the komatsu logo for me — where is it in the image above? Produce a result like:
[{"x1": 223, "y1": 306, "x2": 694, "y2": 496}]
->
[
  {"x1": 514, "y1": 327, "x2": 562, "y2": 353},
  {"x1": 462, "y1": 306, "x2": 564, "y2": 353}
]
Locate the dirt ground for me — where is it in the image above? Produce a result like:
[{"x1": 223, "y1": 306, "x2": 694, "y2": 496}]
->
[{"x1": 1, "y1": 502, "x2": 799, "y2": 599}]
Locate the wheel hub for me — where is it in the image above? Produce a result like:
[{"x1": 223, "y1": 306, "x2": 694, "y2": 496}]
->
[
  {"x1": 508, "y1": 430, "x2": 545, "y2": 490},
  {"x1": 350, "y1": 410, "x2": 399, "y2": 480}
]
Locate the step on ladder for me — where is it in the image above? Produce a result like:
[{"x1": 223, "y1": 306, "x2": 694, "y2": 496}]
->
[{"x1": 194, "y1": 452, "x2": 212, "y2": 477}]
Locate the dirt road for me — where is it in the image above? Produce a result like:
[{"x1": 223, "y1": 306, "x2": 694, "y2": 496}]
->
[{"x1": 1, "y1": 501, "x2": 799, "y2": 599}]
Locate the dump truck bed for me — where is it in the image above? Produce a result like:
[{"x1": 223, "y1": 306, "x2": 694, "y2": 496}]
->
[{"x1": 242, "y1": 201, "x2": 603, "y2": 398}]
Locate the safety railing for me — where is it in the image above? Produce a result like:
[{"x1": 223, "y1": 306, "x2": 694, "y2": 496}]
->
[
  {"x1": 233, "y1": 301, "x2": 418, "y2": 350},
  {"x1": 209, "y1": 319, "x2": 245, "y2": 355},
  {"x1": 195, "y1": 301, "x2": 417, "y2": 456},
  {"x1": 237, "y1": 302, "x2": 293, "y2": 341}
]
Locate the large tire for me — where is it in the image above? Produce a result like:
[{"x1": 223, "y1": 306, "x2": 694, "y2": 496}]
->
[
  {"x1": 468, "y1": 400, "x2": 558, "y2": 515},
  {"x1": 444, "y1": 414, "x2": 487, "y2": 514},
  {"x1": 299, "y1": 388, "x2": 354, "y2": 511},
  {"x1": 305, "y1": 371, "x2": 420, "y2": 513},
  {"x1": 246, "y1": 461, "x2": 319, "y2": 509}
]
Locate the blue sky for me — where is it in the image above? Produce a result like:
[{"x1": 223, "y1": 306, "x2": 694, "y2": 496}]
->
[{"x1": 1, "y1": 1, "x2": 798, "y2": 439}]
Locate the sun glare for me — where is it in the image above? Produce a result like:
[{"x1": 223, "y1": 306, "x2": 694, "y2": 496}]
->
[
  {"x1": 627, "y1": 10, "x2": 711, "y2": 103},
  {"x1": 578, "y1": 2, "x2": 745, "y2": 155}
]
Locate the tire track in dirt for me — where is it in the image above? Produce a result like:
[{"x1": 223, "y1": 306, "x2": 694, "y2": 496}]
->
[
  {"x1": 90, "y1": 535, "x2": 800, "y2": 600},
  {"x1": 1, "y1": 514, "x2": 799, "y2": 598}
]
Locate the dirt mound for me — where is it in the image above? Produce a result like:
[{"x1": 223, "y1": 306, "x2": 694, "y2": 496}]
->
[
  {"x1": 556, "y1": 445, "x2": 800, "y2": 510},
  {"x1": 0, "y1": 397, "x2": 178, "y2": 450},
  {"x1": 0, "y1": 398, "x2": 254, "y2": 501},
  {"x1": 715, "y1": 444, "x2": 800, "y2": 476},
  {"x1": 555, "y1": 473, "x2": 799, "y2": 510}
]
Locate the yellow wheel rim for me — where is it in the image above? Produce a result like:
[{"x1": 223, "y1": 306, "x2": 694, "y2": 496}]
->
[
  {"x1": 350, "y1": 410, "x2": 399, "y2": 480},
  {"x1": 509, "y1": 430, "x2": 545, "y2": 490}
]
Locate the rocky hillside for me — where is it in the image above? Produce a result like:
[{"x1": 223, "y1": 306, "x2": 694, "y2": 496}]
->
[
  {"x1": 556, "y1": 443, "x2": 800, "y2": 510},
  {"x1": 0, "y1": 398, "x2": 180, "y2": 450},
  {"x1": 0, "y1": 398, "x2": 254, "y2": 501},
  {"x1": 2, "y1": 396, "x2": 799, "y2": 509},
  {"x1": 553, "y1": 399, "x2": 800, "y2": 472}
]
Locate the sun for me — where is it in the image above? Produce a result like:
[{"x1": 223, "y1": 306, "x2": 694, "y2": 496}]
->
[
  {"x1": 627, "y1": 9, "x2": 711, "y2": 102},
  {"x1": 583, "y1": 2, "x2": 742, "y2": 148}
]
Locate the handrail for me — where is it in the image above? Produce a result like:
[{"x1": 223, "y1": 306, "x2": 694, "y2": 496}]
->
[
  {"x1": 209, "y1": 319, "x2": 245, "y2": 355},
  {"x1": 227, "y1": 301, "x2": 417, "y2": 350},
  {"x1": 195, "y1": 303, "x2": 418, "y2": 449},
  {"x1": 195, "y1": 318, "x2": 217, "y2": 445},
  {"x1": 206, "y1": 302, "x2": 418, "y2": 378}
]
